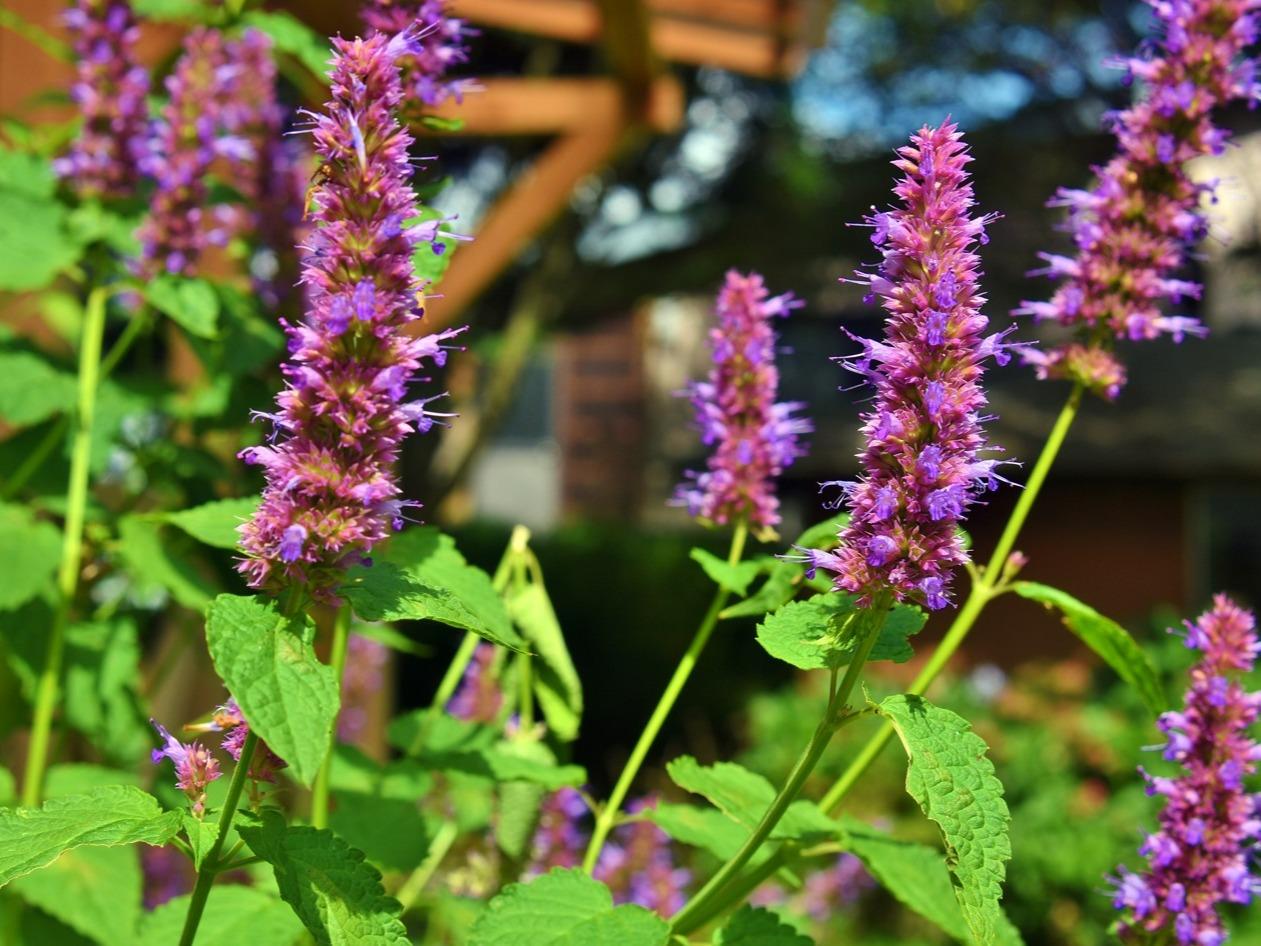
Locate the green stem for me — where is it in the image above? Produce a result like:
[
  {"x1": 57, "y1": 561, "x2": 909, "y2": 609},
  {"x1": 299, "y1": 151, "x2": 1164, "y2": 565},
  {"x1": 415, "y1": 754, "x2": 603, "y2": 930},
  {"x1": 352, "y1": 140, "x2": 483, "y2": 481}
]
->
[
  {"x1": 311, "y1": 606, "x2": 352, "y2": 829},
  {"x1": 178, "y1": 732, "x2": 259, "y2": 946},
  {"x1": 0, "y1": 7, "x2": 73, "y2": 62},
  {"x1": 670, "y1": 599, "x2": 891, "y2": 936},
  {"x1": 20, "y1": 288, "x2": 108, "y2": 808},
  {"x1": 518, "y1": 650, "x2": 534, "y2": 730},
  {"x1": 395, "y1": 820, "x2": 458, "y2": 914},
  {"x1": 581, "y1": 519, "x2": 749, "y2": 874},
  {"x1": 819, "y1": 382, "x2": 1083, "y2": 815}
]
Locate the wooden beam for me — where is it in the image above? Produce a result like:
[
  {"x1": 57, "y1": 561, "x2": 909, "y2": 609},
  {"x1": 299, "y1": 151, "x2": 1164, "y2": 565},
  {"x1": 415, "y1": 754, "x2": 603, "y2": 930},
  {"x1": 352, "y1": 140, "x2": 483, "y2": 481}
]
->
[
  {"x1": 646, "y1": 0, "x2": 799, "y2": 32},
  {"x1": 422, "y1": 77, "x2": 683, "y2": 136}
]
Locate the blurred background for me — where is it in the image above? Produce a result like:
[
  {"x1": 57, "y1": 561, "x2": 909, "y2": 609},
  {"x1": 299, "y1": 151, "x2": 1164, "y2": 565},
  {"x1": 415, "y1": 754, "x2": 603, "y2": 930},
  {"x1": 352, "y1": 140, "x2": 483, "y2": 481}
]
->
[{"x1": 3, "y1": 1, "x2": 1261, "y2": 942}]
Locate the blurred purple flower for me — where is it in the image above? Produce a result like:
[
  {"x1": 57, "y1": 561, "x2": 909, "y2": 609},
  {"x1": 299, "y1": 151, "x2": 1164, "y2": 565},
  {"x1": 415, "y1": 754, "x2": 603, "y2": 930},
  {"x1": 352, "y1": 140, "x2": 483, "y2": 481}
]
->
[
  {"x1": 362, "y1": 0, "x2": 475, "y2": 109},
  {"x1": 447, "y1": 641, "x2": 503, "y2": 724},
  {"x1": 594, "y1": 798, "x2": 691, "y2": 917},
  {"x1": 149, "y1": 719, "x2": 220, "y2": 816},
  {"x1": 211, "y1": 699, "x2": 287, "y2": 784},
  {"x1": 1018, "y1": 0, "x2": 1261, "y2": 398},
  {"x1": 338, "y1": 634, "x2": 390, "y2": 742}
]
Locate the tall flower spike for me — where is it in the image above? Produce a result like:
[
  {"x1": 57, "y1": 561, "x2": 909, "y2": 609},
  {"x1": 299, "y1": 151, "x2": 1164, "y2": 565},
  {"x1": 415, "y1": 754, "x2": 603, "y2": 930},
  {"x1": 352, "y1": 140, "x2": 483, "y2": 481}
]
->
[
  {"x1": 1112, "y1": 595, "x2": 1261, "y2": 946},
  {"x1": 674, "y1": 271, "x2": 811, "y2": 535},
  {"x1": 55, "y1": 0, "x2": 150, "y2": 198},
  {"x1": 1017, "y1": 0, "x2": 1261, "y2": 398},
  {"x1": 237, "y1": 32, "x2": 466, "y2": 600},
  {"x1": 135, "y1": 27, "x2": 236, "y2": 276},
  {"x1": 819, "y1": 121, "x2": 1011, "y2": 611},
  {"x1": 361, "y1": 0, "x2": 475, "y2": 111}
]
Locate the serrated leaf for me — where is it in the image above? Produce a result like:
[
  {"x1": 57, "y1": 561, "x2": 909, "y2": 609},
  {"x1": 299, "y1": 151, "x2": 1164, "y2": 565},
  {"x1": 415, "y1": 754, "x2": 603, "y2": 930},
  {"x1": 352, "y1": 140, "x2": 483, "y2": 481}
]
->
[
  {"x1": 0, "y1": 190, "x2": 80, "y2": 291},
  {"x1": 138, "y1": 884, "x2": 305, "y2": 946},
  {"x1": 238, "y1": 809, "x2": 410, "y2": 946},
  {"x1": 0, "y1": 785, "x2": 181, "y2": 886},
  {"x1": 506, "y1": 581, "x2": 582, "y2": 741},
  {"x1": 183, "y1": 812, "x2": 219, "y2": 870},
  {"x1": 0, "y1": 351, "x2": 77, "y2": 427},
  {"x1": 343, "y1": 528, "x2": 526, "y2": 651},
  {"x1": 497, "y1": 780, "x2": 548, "y2": 861},
  {"x1": 665, "y1": 757, "x2": 836, "y2": 843},
  {"x1": 11, "y1": 845, "x2": 140, "y2": 946},
  {"x1": 145, "y1": 275, "x2": 220, "y2": 339},
  {"x1": 642, "y1": 803, "x2": 765, "y2": 863},
  {"x1": 329, "y1": 792, "x2": 430, "y2": 873},
  {"x1": 714, "y1": 905, "x2": 814, "y2": 945},
  {"x1": 241, "y1": 10, "x2": 331, "y2": 79},
  {"x1": 0, "y1": 504, "x2": 60, "y2": 611},
  {"x1": 163, "y1": 497, "x2": 259, "y2": 550},
  {"x1": 1011, "y1": 581, "x2": 1165, "y2": 715},
  {"x1": 689, "y1": 548, "x2": 766, "y2": 596},
  {"x1": 839, "y1": 816, "x2": 967, "y2": 941},
  {"x1": 878, "y1": 695, "x2": 1012, "y2": 946},
  {"x1": 756, "y1": 595, "x2": 925, "y2": 671},
  {"x1": 116, "y1": 516, "x2": 215, "y2": 612},
  {"x1": 204, "y1": 594, "x2": 339, "y2": 786},
  {"x1": 469, "y1": 868, "x2": 669, "y2": 946}
]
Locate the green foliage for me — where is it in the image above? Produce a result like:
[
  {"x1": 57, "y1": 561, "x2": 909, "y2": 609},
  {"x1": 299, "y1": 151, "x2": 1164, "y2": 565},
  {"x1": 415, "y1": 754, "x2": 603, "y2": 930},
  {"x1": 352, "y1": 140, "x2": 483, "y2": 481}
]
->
[
  {"x1": 665, "y1": 756, "x2": 836, "y2": 842},
  {"x1": 204, "y1": 594, "x2": 339, "y2": 786},
  {"x1": 115, "y1": 516, "x2": 216, "y2": 611},
  {"x1": 145, "y1": 276, "x2": 220, "y2": 339},
  {"x1": 238, "y1": 809, "x2": 410, "y2": 946},
  {"x1": 0, "y1": 768, "x2": 13, "y2": 806},
  {"x1": 0, "y1": 504, "x2": 60, "y2": 611},
  {"x1": 715, "y1": 905, "x2": 815, "y2": 945},
  {"x1": 343, "y1": 527, "x2": 526, "y2": 650},
  {"x1": 720, "y1": 513, "x2": 848, "y2": 620},
  {"x1": 1011, "y1": 582, "x2": 1165, "y2": 715},
  {"x1": 327, "y1": 747, "x2": 433, "y2": 872},
  {"x1": 62, "y1": 619, "x2": 149, "y2": 762},
  {"x1": 0, "y1": 785, "x2": 180, "y2": 886},
  {"x1": 878, "y1": 695, "x2": 1012, "y2": 946},
  {"x1": 241, "y1": 10, "x2": 332, "y2": 79},
  {"x1": 642, "y1": 802, "x2": 766, "y2": 862},
  {"x1": 409, "y1": 208, "x2": 462, "y2": 285},
  {"x1": 392, "y1": 715, "x2": 587, "y2": 788},
  {"x1": 506, "y1": 581, "x2": 583, "y2": 740},
  {"x1": 0, "y1": 184, "x2": 80, "y2": 291},
  {"x1": 162, "y1": 497, "x2": 258, "y2": 549},
  {"x1": 11, "y1": 845, "x2": 140, "y2": 946},
  {"x1": 0, "y1": 351, "x2": 77, "y2": 428},
  {"x1": 183, "y1": 812, "x2": 219, "y2": 870},
  {"x1": 756, "y1": 595, "x2": 925, "y2": 670},
  {"x1": 138, "y1": 885, "x2": 304, "y2": 946},
  {"x1": 468, "y1": 868, "x2": 670, "y2": 946},
  {"x1": 690, "y1": 548, "x2": 768, "y2": 596}
]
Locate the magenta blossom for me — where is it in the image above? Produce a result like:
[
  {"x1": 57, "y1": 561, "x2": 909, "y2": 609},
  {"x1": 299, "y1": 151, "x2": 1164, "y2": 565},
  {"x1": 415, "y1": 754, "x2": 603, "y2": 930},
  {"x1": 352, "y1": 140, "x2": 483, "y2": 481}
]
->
[
  {"x1": 150, "y1": 720, "x2": 220, "y2": 816},
  {"x1": 1018, "y1": 0, "x2": 1261, "y2": 398},
  {"x1": 362, "y1": 0, "x2": 475, "y2": 110},
  {"x1": 1112, "y1": 595, "x2": 1261, "y2": 945},
  {"x1": 448, "y1": 641, "x2": 503, "y2": 724},
  {"x1": 54, "y1": 0, "x2": 149, "y2": 198},
  {"x1": 237, "y1": 31, "x2": 466, "y2": 600},
  {"x1": 210, "y1": 699, "x2": 287, "y2": 784},
  {"x1": 808, "y1": 121, "x2": 1012, "y2": 611},
  {"x1": 675, "y1": 271, "x2": 811, "y2": 535}
]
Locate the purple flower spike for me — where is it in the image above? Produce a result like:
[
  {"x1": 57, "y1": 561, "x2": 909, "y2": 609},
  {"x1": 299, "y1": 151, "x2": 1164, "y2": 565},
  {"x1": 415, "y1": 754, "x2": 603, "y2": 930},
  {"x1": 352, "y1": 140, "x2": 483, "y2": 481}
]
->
[
  {"x1": 674, "y1": 271, "x2": 811, "y2": 534},
  {"x1": 54, "y1": 0, "x2": 150, "y2": 198},
  {"x1": 527, "y1": 787, "x2": 590, "y2": 874},
  {"x1": 212, "y1": 699, "x2": 287, "y2": 783},
  {"x1": 362, "y1": 0, "x2": 476, "y2": 110},
  {"x1": 594, "y1": 798, "x2": 691, "y2": 918},
  {"x1": 1017, "y1": 0, "x2": 1261, "y2": 398},
  {"x1": 820, "y1": 121, "x2": 1010, "y2": 612},
  {"x1": 1113, "y1": 595, "x2": 1261, "y2": 946},
  {"x1": 338, "y1": 634, "x2": 389, "y2": 743},
  {"x1": 237, "y1": 31, "x2": 467, "y2": 601},
  {"x1": 447, "y1": 642, "x2": 503, "y2": 724},
  {"x1": 150, "y1": 719, "x2": 221, "y2": 816}
]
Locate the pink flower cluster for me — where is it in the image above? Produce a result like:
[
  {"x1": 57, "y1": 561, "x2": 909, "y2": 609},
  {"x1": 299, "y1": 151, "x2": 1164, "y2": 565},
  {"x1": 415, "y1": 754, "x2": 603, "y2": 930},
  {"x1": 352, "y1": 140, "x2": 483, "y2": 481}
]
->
[
  {"x1": 1019, "y1": 0, "x2": 1261, "y2": 398},
  {"x1": 362, "y1": 0, "x2": 475, "y2": 109}
]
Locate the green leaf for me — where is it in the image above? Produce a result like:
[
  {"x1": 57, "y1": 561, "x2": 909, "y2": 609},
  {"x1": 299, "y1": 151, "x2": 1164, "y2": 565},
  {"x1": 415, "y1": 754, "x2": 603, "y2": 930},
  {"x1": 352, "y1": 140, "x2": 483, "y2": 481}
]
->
[
  {"x1": 409, "y1": 209, "x2": 460, "y2": 286},
  {"x1": 506, "y1": 582, "x2": 582, "y2": 741},
  {"x1": 130, "y1": 0, "x2": 211, "y2": 21},
  {"x1": 665, "y1": 756, "x2": 836, "y2": 843},
  {"x1": 163, "y1": 497, "x2": 259, "y2": 549},
  {"x1": 145, "y1": 275, "x2": 220, "y2": 339},
  {"x1": 0, "y1": 785, "x2": 181, "y2": 886},
  {"x1": 877, "y1": 695, "x2": 1012, "y2": 946},
  {"x1": 238, "y1": 809, "x2": 410, "y2": 946},
  {"x1": 0, "y1": 190, "x2": 80, "y2": 291},
  {"x1": 755, "y1": 595, "x2": 925, "y2": 671},
  {"x1": 138, "y1": 885, "x2": 305, "y2": 946},
  {"x1": 45, "y1": 765, "x2": 139, "y2": 799},
  {"x1": 1011, "y1": 581, "x2": 1165, "y2": 715},
  {"x1": 0, "y1": 768, "x2": 14, "y2": 807},
  {"x1": 642, "y1": 803, "x2": 762, "y2": 863},
  {"x1": 838, "y1": 816, "x2": 967, "y2": 941},
  {"x1": 0, "y1": 504, "x2": 60, "y2": 612},
  {"x1": 182, "y1": 812, "x2": 219, "y2": 870},
  {"x1": 0, "y1": 147, "x2": 56, "y2": 198},
  {"x1": 11, "y1": 845, "x2": 140, "y2": 946},
  {"x1": 0, "y1": 351, "x2": 76, "y2": 427},
  {"x1": 497, "y1": 780, "x2": 548, "y2": 861},
  {"x1": 689, "y1": 548, "x2": 766, "y2": 596},
  {"x1": 792, "y1": 513, "x2": 848, "y2": 552},
  {"x1": 241, "y1": 10, "x2": 332, "y2": 79},
  {"x1": 205, "y1": 594, "x2": 339, "y2": 786},
  {"x1": 116, "y1": 516, "x2": 215, "y2": 612},
  {"x1": 326, "y1": 748, "x2": 437, "y2": 868},
  {"x1": 62, "y1": 619, "x2": 148, "y2": 762},
  {"x1": 469, "y1": 867, "x2": 669, "y2": 946},
  {"x1": 721, "y1": 566, "x2": 799, "y2": 620},
  {"x1": 714, "y1": 905, "x2": 814, "y2": 946},
  {"x1": 343, "y1": 527, "x2": 526, "y2": 651}
]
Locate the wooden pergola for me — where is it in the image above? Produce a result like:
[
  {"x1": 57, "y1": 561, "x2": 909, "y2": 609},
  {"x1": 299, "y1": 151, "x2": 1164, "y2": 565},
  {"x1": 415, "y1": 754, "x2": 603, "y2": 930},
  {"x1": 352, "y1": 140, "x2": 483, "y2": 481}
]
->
[{"x1": 421, "y1": 0, "x2": 829, "y2": 328}]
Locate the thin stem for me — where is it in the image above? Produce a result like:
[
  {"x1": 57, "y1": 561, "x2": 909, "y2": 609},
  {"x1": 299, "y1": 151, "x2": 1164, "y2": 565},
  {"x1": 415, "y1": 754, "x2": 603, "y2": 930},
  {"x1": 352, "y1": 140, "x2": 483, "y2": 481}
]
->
[
  {"x1": 311, "y1": 606, "x2": 352, "y2": 829},
  {"x1": 20, "y1": 288, "x2": 108, "y2": 808},
  {"x1": 518, "y1": 651, "x2": 534, "y2": 730},
  {"x1": 819, "y1": 383, "x2": 1084, "y2": 815},
  {"x1": 670, "y1": 599, "x2": 890, "y2": 935},
  {"x1": 407, "y1": 629, "x2": 481, "y2": 756},
  {"x1": 581, "y1": 519, "x2": 749, "y2": 874},
  {"x1": 395, "y1": 820, "x2": 459, "y2": 914},
  {"x1": 178, "y1": 732, "x2": 259, "y2": 946},
  {"x1": 0, "y1": 7, "x2": 73, "y2": 62}
]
